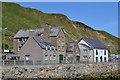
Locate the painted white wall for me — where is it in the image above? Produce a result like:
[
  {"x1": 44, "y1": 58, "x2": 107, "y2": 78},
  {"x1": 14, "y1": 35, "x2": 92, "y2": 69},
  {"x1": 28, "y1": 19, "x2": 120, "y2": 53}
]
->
[{"x1": 93, "y1": 49, "x2": 108, "y2": 62}]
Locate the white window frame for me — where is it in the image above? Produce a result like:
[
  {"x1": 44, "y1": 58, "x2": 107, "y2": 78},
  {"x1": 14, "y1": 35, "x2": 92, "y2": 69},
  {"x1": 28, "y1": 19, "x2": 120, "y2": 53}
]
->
[
  {"x1": 50, "y1": 55, "x2": 52, "y2": 60},
  {"x1": 25, "y1": 55, "x2": 30, "y2": 60},
  {"x1": 50, "y1": 46, "x2": 52, "y2": 51},
  {"x1": 53, "y1": 55, "x2": 56, "y2": 60},
  {"x1": 45, "y1": 55, "x2": 48, "y2": 60},
  {"x1": 62, "y1": 37, "x2": 64, "y2": 42}
]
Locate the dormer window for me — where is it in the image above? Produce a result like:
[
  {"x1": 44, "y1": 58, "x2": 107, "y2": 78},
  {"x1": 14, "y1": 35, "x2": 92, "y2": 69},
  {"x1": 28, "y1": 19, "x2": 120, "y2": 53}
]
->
[
  {"x1": 52, "y1": 46, "x2": 55, "y2": 51},
  {"x1": 19, "y1": 38, "x2": 22, "y2": 42},
  {"x1": 47, "y1": 46, "x2": 50, "y2": 50},
  {"x1": 38, "y1": 33, "x2": 43, "y2": 36},
  {"x1": 50, "y1": 46, "x2": 52, "y2": 51},
  {"x1": 45, "y1": 46, "x2": 48, "y2": 50}
]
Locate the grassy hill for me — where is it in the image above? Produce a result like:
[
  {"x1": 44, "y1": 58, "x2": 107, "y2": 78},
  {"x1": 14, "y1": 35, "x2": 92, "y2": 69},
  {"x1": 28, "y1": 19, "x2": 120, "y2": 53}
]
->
[{"x1": 2, "y1": 2, "x2": 120, "y2": 55}]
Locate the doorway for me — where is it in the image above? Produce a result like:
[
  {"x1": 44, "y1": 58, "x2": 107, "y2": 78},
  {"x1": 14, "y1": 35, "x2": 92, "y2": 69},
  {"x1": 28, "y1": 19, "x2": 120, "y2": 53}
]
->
[
  {"x1": 100, "y1": 56, "x2": 102, "y2": 62},
  {"x1": 76, "y1": 56, "x2": 80, "y2": 62},
  {"x1": 59, "y1": 55, "x2": 63, "y2": 63}
]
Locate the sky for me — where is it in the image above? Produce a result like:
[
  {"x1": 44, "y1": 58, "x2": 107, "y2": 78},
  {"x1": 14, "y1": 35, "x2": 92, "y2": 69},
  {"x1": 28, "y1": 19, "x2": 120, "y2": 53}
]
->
[{"x1": 13, "y1": 2, "x2": 118, "y2": 37}]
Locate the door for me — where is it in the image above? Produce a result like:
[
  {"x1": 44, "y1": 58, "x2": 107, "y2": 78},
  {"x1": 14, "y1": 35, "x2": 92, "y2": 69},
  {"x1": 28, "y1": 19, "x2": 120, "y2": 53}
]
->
[
  {"x1": 76, "y1": 56, "x2": 80, "y2": 62},
  {"x1": 100, "y1": 56, "x2": 102, "y2": 62},
  {"x1": 59, "y1": 55, "x2": 63, "y2": 63},
  {"x1": 104, "y1": 57, "x2": 106, "y2": 62},
  {"x1": 96, "y1": 57, "x2": 98, "y2": 62}
]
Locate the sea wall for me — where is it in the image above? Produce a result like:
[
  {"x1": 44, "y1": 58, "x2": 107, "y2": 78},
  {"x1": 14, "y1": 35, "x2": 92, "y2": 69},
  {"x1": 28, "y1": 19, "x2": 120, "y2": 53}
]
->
[{"x1": 2, "y1": 63, "x2": 119, "y2": 78}]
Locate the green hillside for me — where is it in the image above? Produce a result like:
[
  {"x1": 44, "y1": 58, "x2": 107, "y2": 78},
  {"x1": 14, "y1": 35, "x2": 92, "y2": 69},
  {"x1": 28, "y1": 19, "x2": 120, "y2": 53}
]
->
[{"x1": 2, "y1": 2, "x2": 120, "y2": 55}]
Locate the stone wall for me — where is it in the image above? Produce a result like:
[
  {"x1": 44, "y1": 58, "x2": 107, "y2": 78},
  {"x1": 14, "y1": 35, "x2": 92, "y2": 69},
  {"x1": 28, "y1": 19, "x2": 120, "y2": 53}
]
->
[{"x1": 2, "y1": 63, "x2": 119, "y2": 78}]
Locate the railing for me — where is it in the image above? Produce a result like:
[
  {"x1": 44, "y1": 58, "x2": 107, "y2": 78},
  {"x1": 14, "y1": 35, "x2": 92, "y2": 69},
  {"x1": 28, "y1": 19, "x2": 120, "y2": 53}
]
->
[
  {"x1": 0, "y1": 60, "x2": 42, "y2": 66},
  {"x1": 0, "y1": 60, "x2": 119, "y2": 66}
]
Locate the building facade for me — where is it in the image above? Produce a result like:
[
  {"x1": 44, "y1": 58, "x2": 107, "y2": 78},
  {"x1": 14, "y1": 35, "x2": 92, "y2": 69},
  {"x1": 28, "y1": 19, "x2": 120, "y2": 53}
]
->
[
  {"x1": 78, "y1": 38, "x2": 108, "y2": 63},
  {"x1": 66, "y1": 43, "x2": 80, "y2": 63},
  {"x1": 13, "y1": 25, "x2": 66, "y2": 64}
]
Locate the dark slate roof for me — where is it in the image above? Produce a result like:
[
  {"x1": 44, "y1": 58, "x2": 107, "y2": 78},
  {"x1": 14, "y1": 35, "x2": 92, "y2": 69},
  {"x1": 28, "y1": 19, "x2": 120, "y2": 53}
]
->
[
  {"x1": 81, "y1": 38, "x2": 108, "y2": 49},
  {"x1": 66, "y1": 43, "x2": 77, "y2": 52},
  {"x1": 33, "y1": 36, "x2": 55, "y2": 49},
  {"x1": 14, "y1": 27, "x2": 62, "y2": 38}
]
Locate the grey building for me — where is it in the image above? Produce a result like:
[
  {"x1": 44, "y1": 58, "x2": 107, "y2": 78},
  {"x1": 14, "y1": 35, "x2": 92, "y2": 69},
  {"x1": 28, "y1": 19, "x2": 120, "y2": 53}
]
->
[
  {"x1": 66, "y1": 43, "x2": 80, "y2": 63},
  {"x1": 13, "y1": 25, "x2": 66, "y2": 64},
  {"x1": 19, "y1": 30, "x2": 57, "y2": 64}
]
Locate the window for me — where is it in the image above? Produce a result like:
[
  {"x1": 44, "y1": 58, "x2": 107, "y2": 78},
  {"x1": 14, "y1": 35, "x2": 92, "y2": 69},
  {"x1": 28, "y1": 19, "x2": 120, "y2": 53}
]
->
[
  {"x1": 58, "y1": 46, "x2": 60, "y2": 51},
  {"x1": 58, "y1": 36, "x2": 61, "y2": 41},
  {"x1": 18, "y1": 46, "x2": 22, "y2": 50},
  {"x1": 45, "y1": 55, "x2": 48, "y2": 60},
  {"x1": 45, "y1": 46, "x2": 48, "y2": 50},
  {"x1": 96, "y1": 57, "x2": 98, "y2": 62},
  {"x1": 19, "y1": 38, "x2": 22, "y2": 41},
  {"x1": 46, "y1": 46, "x2": 50, "y2": 50},
  {"x1": 50, "y1": 55, "x2": 52, "y2": 60},
  {"x1": 52, "y1": 47, "x2": 56, "y2": 51},
  {"x1": 62, "y1": 46, "x2": 64, "y2": 50},
  {"x1": 104, "y1": 50, "x2": 106, "y2": 55},
  {"x1": 83, "y1": 49, "x2": 87, "y2": 52},
  {"x1": 62, "y1": 37, "x2": 64, "y2": 42},
  {"x1": 96, "y1": 50, "x2": 98, "y2": 55},
  {"x1": 50, "y1": 46, "x2": 52, "y2": 51},
  {"x1": 47, "y1": 47, "x2": 50, "y2": 50},
  {"x1": 83, "y1": 56, "x2": 87, "y2": 59},
  {"x1": 53, "y1": 55, "x2": 56, "y2": 60},
  {"x1": 25, "y1": 55, "x2": 30, "y2": 60}
]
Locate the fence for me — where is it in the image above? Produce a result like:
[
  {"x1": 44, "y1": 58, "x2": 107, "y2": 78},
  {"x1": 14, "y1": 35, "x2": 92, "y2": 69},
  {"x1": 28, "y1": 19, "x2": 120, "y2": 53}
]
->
[
  {"x1": 0, "y1": 60, "x2": 119, "y2": 66},
  {"x1": 0, "y1": 60, "x2": 42, "y2": 66}
]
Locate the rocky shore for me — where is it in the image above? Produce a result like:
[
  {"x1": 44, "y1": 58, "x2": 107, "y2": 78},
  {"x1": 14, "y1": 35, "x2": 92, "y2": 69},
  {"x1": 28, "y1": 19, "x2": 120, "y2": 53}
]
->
[{"x1": 2, "y1": 63, "x2": 119, "y2": 79}]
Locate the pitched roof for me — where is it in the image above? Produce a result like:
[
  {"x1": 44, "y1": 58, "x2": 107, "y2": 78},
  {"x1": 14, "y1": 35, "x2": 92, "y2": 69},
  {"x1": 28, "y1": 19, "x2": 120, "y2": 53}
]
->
[
  {"x1": 80, "y1": 43, "x2": 93, "y2": 49},
  {"x1": 81, "y1": 38, "x2": 108, "y2": 49},
  {"x1": 14, "y1": 27, "x2": 62, "y2": 38},
  {"x1": 66, "y1": 43, "x2": 77, "y2": 52},
  {"x1": 33, "y1": 36, "x2": 55, "y2": 49}
]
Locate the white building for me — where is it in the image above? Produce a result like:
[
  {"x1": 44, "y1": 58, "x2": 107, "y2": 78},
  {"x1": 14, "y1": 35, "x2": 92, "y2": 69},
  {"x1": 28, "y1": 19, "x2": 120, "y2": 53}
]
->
[{"x1": 78, "y1": 38, "x2": 108, "y2": 63}]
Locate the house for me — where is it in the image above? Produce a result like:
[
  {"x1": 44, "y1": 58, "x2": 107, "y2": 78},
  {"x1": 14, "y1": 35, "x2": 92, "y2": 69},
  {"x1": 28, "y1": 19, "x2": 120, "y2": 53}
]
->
[
  {"x1": 78, "y1": 38, "x2": 108, "y2": 63},
  {"x1": 66, "y1": 43, "x2": 80, "y2": 63},
  {"x1": 110, "y1": 54, "x2": 120, "y2": 61},
  {"x1": 13, "y1": 24, "x2": 66, "y2": 63},
  {"x1": 18, "y1": 30, "x2": 57, "y2": 64}
]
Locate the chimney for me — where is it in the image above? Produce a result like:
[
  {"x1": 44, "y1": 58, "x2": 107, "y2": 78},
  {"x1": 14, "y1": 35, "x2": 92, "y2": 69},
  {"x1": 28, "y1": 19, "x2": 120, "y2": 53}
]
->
[
  {"x1": 29, "y1": 29, "x2": 35, "y2": 38},
  {"x1": 43, "y1": 23, "x2": 51, "y2": 37}
]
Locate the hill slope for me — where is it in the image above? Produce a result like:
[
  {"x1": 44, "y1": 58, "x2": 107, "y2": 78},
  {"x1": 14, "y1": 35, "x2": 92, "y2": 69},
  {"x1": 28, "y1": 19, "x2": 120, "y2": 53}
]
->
[{"x1": 2, "y1": 2, "x2": 120, "y2": 55}]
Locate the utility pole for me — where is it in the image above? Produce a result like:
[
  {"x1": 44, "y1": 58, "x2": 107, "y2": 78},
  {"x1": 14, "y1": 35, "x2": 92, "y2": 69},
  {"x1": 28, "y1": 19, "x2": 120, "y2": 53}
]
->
[
  {"x1": 3, "y1": 28, "x2": 7, "y2": 54},
  {"x1": 74, "y1": 40, "x2": 77, "y2": 63}
]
